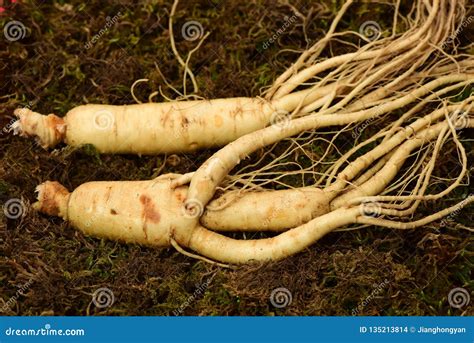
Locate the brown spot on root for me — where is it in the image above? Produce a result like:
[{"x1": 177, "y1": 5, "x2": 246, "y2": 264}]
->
[
  {"x1": 265, "y1": 205, "x2": 276, "y2": 218},
  {"x1": 288, "y1": 230, "x2": 300, "y2": 240},
  {"x1": 47, "y1": 114, "x2": 67, "y2": 138},
  {"x1": 296, "y1": 202, "x2": 306, "y2": 209},
  {"x1": 139, "y1": 194, "x2": 161, "y2": 240},
  {"x1": 174, "y1": 191, "x2": 186, "y2": 203},
  {"x1": 110, "y1": 209, "x2": 118, "y2": 215},
  {"x1": 214, "y1": 115, "x2": 223, "y2": 128},
  {"x1": 167, "y1": 154, "x2": 181, "y2": 167},
  {"x1": 181, "y1": 116, "x2": 189, "y2": 129},
  {"x1": 230, "y1": 104, "x2": 244, "y2": 119},
  {"x1": 104, "y1": 186, "x2": 112, "y2": 203}
]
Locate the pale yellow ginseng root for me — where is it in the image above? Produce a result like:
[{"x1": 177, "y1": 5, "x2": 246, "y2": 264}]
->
[
  {"x1": 28, "y1": 0, "x2": 473, "y2": 263},
  {"x1": 12, "y1": 0, "x2": 462, "y2": 154},
  {"x1": 187, "y1": 195, "x2": 474, "y2": 264},
  {"x1": 201, "y1": 103, "x2": 474, "y2": 231},
  {"x1": 32, "y1": 175, "x2": 474, "y2": 264},
  {"x1": 186, "y1": 73, "x2": 473, "y2": 211},
  {"x1": 33, "y1": 178, "x2": 194, "y2": 247},
  {"x1": 32, "y1": 114, "x2": 473, "y2": 264},
  {"x1": 12, "y1": 99, "x2": 275, "y2": 154},
  {"x1": 32, "y1": 176, "x2": 361, "y2": 263}
]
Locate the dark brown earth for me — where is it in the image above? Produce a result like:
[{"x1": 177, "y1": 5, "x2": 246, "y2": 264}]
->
[{"x1": 1, "y1": 0, "x2": 473, "y2": 316}]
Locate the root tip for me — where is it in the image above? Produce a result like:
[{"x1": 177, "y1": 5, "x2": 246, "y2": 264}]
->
[
  {"x1": 34, "y1": 181, "x2": 70, "y2": 219},
  {"x1": 13, "y1": 108, "x2": 66, "y2": 149}
]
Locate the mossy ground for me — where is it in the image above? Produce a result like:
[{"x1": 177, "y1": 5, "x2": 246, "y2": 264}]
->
[{"x1": 0, "y1": 0, "x2": 473, "y2": 316}]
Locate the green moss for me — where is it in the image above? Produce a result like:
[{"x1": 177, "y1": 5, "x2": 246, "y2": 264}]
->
[{"x1": 0, "y1": 0, "x2": 472, "y2": 316}]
